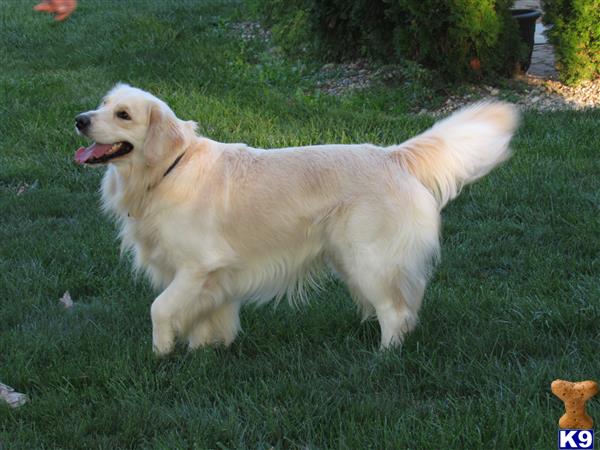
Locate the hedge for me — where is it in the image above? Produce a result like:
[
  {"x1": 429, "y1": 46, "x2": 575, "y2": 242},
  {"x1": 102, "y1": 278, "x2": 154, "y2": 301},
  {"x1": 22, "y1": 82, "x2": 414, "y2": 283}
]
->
[
  {"x1": 542, "y1": 0, "x2": 600, "y2": 85},
  {"x1": 250, "y1": 0, "x2": 527, "y2": 82}
]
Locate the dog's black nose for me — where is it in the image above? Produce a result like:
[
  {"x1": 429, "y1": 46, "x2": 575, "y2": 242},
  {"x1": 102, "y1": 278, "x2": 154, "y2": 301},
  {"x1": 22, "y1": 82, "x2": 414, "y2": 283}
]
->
[{"x1": 75, "y1": 114, "x2": 91, "y2": 131}]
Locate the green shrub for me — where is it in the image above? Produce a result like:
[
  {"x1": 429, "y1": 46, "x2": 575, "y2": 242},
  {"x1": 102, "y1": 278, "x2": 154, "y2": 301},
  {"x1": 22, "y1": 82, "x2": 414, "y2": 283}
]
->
[
  {"x1": 388, "y1": 0, "x2": 524, "y2": 81},
  {"x1": 542, "y1": 0, "x2": 600, "y2": 85},
  {"x1": 250, "y1": 0, "x2": 527, "y2": 82}
]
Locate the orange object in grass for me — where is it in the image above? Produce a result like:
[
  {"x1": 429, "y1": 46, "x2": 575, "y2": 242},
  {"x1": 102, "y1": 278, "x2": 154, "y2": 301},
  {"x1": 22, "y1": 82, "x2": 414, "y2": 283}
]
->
[
  {"x1": 470, "y1": 57, "x2": 481, "y2": 71},
  {"x1": 34, "y1": 0, "x2": 77, "y2": 21}
]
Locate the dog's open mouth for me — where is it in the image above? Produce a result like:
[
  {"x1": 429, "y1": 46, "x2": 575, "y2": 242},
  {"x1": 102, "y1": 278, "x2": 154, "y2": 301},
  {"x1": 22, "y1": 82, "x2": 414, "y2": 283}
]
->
[{"x1": 74, "y1": 141, "x2": 134, "y2": 165}]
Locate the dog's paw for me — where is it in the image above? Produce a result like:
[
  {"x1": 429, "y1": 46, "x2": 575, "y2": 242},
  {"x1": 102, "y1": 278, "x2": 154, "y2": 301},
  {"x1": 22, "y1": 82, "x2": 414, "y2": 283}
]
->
[
  {"x1": 153, "y1": 341, "x2": 174, "y2": 356},
  {"x1": 152, "y1": 331, "x2": 175, "y2": 356},
  {"x1": 187, "y1": 324, "x2": 216, "y2": 350},
  {"x1": 187, "y1": 320, "x2": 238, "y2": 351},
  {"x1": 153, "y1": 343, "x2": 174, "y2": 356}
]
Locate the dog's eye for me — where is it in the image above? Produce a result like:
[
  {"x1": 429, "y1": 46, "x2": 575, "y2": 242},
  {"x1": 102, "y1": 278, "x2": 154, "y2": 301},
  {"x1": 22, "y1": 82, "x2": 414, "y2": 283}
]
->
[{"x1": 116, "y1": 111, "x2": 131, "y2": 120}]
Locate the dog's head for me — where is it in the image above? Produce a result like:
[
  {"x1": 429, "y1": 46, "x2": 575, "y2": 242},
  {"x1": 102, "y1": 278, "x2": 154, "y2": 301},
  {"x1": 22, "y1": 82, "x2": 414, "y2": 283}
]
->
[{"x1": 74, "y1": 84, "x2": 196, "y2": 167}]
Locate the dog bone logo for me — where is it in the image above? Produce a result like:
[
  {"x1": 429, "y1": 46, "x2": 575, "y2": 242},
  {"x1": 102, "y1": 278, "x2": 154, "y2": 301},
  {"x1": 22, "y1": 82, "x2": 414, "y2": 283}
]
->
[{"x1": 551, "y1": 379, "x2": 598, "y2": 429}]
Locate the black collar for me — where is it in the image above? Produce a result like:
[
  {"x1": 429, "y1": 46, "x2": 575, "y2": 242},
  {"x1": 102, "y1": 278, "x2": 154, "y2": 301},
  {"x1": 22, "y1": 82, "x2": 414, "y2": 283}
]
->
[
  {"x1": 163, "y1": 152, "x2": 186, "y2": 178},
  {"x1": 129, "y1": 151, "x2": 187, "y2": 217}
]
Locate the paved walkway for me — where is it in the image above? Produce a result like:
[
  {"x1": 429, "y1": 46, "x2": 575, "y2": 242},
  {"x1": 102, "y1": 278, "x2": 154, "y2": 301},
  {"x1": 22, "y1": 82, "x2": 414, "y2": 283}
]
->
[{"x1": 514, "y1": 0, "x2": 558, "y2": 79}]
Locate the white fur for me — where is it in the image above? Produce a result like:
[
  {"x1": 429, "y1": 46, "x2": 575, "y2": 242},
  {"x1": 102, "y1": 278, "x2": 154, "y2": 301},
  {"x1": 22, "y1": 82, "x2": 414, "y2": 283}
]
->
[{"x1": 78, "y1": 84, "x2": 519, "y2": 354}]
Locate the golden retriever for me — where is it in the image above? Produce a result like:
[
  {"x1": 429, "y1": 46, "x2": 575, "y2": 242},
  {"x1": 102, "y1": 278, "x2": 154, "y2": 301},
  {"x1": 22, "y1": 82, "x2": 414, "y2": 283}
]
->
[{"x1": 74, "y1": 84, "x2": 518, "y2": 355}]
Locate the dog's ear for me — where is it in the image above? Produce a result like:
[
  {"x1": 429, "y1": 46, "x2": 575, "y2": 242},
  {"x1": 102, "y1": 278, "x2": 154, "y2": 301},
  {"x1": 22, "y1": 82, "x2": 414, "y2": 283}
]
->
[{"x1": 143, "y1": 104, "x2": 186, "y2": 166}]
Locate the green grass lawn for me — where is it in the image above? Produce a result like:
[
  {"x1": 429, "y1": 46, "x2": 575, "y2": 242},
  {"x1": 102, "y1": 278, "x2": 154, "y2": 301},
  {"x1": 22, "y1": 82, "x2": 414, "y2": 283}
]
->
[{"x1": 1, "y1": 1, "x2": 599, "y2": 448}]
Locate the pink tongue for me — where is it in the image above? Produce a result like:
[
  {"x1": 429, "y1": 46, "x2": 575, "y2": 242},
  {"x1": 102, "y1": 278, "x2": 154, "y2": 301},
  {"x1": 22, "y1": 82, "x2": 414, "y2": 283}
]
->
[{"x1": 74, "y1": 143, "x2": 113, "y2": 164}]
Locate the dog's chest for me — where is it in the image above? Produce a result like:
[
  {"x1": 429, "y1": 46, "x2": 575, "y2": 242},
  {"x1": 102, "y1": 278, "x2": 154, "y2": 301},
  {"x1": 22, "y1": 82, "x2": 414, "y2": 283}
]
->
[
  {"x1": 126, "y1": 211, "x2": 222, "y2": 274},
  {"x1": 127, "y1": 216, "x2": 179, "y2": 274}
]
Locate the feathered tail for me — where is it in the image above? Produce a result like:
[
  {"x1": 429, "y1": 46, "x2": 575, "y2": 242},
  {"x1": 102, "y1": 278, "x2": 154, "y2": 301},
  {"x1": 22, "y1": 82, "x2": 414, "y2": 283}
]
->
[{"x1": 390, "y1": 102, "x2": 519, "y2": 208}]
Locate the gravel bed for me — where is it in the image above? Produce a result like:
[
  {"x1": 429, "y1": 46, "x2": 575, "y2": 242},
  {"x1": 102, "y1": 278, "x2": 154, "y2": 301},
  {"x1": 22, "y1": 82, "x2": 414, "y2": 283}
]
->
[
  {"x1": 317, "y1": 62, "x2": 599, "y2": 113},
  {"x1": 229, "y1": 21, "x2": 599, "y2": 113},
  {"x1": 433, "y1": 76, "x2": 600, "y2": 114}
]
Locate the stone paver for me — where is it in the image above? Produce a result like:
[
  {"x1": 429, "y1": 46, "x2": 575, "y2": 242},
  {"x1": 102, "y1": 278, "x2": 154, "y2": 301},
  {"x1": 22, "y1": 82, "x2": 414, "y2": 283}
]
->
[
  {"x1": 513, "y1": 0, "x2": 541, "y2": 9},
  {"x1": 528, "y1": 43, "x2": 558, "y2": 79},
  {"x1": 513, "y1": 0, "x2": 559, "y2": 79}
]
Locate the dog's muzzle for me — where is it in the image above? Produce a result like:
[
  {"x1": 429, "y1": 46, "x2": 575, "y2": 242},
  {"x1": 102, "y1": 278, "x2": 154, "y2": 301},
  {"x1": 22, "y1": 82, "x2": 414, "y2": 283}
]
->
[{"x1": 75, "y1": 114, "x2": 91, "y2": 132}]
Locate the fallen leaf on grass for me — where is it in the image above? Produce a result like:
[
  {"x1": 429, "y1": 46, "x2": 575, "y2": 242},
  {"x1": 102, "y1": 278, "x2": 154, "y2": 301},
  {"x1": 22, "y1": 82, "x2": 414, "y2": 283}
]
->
[
  {"x1": 0, "y1": 382, "x2": 28, "y2": 408},
  {"x1": 15, "y1": 180, "x2": 39, "y2": 196},
  {"x1": 59, "y1": 291, "x2": 74, "y2": 308}
]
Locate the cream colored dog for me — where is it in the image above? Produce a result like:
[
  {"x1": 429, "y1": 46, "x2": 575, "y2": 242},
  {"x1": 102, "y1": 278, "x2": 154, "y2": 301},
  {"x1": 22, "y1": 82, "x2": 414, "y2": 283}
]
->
[{"x1": 74, "y1": 84, "x2": 518, "y2": 355}]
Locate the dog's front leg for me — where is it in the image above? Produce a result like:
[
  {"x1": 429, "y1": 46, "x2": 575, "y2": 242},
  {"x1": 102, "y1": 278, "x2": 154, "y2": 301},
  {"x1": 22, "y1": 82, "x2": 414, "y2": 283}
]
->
[{"x1": 150, "y1": 269, "x2": 209, "y2": 356}]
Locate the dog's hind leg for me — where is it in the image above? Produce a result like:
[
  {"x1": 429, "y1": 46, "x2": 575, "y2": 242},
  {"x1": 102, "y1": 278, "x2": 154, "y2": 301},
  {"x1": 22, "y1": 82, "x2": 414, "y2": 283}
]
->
[
  {"x1": 374, "y1": 274, "x2": 426, "y2": 348},
  {"x1": 329, "y1": 245, "x2": 430, "y2": 348},
  {"x1": 350, "y1": 265, "x2": 427, "y2": 349},
  {"x1": 328, "y1": 196, "x2": 439, "y2": 349}
]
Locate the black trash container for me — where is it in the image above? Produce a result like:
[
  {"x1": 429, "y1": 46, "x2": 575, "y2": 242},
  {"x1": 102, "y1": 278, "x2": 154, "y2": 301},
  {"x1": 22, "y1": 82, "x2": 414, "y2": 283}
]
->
[{"x1": 511, "y1": 9, "x2": 542, "y2": 72}]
